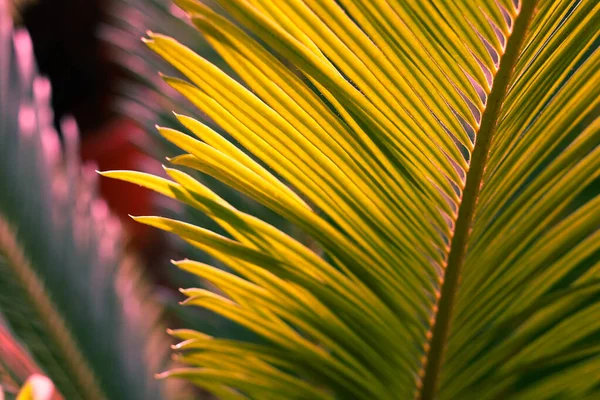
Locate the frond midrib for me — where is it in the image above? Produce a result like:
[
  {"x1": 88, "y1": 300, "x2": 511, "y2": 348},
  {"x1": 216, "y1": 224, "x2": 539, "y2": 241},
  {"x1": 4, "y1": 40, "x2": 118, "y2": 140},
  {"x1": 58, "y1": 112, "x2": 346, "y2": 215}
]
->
[
  {"x1": 0, "y1": 216, "x2": 107, "y2": 400},
  {"x1": 418, "y1": 2, "x2": 540, "y2": 399}
]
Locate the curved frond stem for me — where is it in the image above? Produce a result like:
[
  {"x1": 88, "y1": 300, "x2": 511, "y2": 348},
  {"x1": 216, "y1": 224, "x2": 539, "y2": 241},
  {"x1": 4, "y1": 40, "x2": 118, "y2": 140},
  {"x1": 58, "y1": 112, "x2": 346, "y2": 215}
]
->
[{"x1": 418, "y1": 2, "x2": 540, "y2": 398}]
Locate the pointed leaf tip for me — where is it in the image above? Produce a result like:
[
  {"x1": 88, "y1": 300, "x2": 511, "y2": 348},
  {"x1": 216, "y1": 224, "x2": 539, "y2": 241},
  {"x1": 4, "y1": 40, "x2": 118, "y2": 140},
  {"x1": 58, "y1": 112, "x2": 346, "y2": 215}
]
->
[
  {"x1": 179, "y1": 296, "x2": 197, "y2": 306},
  {"x1": 155, "y1": 372, "x2": 168, "y2": 380}
]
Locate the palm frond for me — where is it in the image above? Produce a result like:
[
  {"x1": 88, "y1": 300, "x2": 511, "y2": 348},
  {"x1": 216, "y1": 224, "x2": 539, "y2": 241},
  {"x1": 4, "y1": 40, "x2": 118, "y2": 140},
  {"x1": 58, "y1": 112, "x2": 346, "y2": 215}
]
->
[
  {"x1": 0, "y1": 5, "x2": 176, "y2": 400},
  {"x1": 101, "y1": 0, "x2": 292, "y2": 252},
  {"x1": 103, "y1": 0, "x2": 599, "y2": 398},
  {"x1": 101, "y1": 0, "x2": 303, "y2": 340}
]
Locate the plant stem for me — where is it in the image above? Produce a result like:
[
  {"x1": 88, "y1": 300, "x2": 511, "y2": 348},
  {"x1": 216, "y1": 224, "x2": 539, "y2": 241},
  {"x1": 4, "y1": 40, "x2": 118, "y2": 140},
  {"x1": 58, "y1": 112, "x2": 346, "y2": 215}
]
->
[{"x1": 418, "y1": 2, "x2": 539, "y2": 398}]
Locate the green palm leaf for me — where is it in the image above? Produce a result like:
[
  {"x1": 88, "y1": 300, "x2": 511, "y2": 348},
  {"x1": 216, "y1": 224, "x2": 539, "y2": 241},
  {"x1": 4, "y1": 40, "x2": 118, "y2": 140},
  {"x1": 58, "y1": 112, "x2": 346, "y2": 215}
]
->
[
  {"x1": 0, "y1": 5, "x2": 179, "y2": 400},
  {"x1": 101, "y1": 0, "x2": 308, "y2": 342},
  {"x1": 104, "y1": 0, "x2": 600, "y2": 398}
]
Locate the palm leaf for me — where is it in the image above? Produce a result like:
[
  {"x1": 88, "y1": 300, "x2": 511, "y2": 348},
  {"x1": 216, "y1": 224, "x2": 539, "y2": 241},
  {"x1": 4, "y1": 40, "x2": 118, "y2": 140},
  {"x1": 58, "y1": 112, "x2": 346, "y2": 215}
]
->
[
  {"x1": 104, "y1": 0, "x2": 600, "y2": 398},
  {"x1": 101, "y1": 0, "x2": 304, "y2": 340},
  {"x1": 101, "y1": 0, "x2": 293, "y2": 254},
  {"x1": 0, "y1": 5, "x2": 178, "y2": 400}
]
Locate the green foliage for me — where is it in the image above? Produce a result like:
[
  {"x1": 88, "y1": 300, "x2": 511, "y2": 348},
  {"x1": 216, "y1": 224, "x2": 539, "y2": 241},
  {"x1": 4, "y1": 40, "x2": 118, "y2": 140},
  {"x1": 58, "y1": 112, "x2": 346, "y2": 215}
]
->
[
  {"x1": 102, "y1": 0, "x2": 292, "y2": 258},
  {"x1": 102, "y1": 0, "x2": 301, "y2": 341},
  {"x1": 0, "y1": 5, "x2": 176, "y2": 399},
  {"x1": 105, "y1": 0, "x2": 600, "y2": 398}
]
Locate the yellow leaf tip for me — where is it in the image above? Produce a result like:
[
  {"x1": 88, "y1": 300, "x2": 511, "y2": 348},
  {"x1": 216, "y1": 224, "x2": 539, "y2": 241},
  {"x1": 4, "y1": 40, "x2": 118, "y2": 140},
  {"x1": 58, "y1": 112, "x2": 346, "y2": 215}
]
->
[
  {"x1": 96, "y1": 170, "x2": 117, "y2": 177},
  {"x1": 155, "y1": 372, "x2": 169, "y2": 380},
  {"x1": 179, "y1": 297, "x2": 197, "y2": 306},
  {"x1": 164, "y1": 166, "x2": 179, "y2": 176},
  {"x1": 157, "y1": 126, "x2": 171, "y2": 138}
]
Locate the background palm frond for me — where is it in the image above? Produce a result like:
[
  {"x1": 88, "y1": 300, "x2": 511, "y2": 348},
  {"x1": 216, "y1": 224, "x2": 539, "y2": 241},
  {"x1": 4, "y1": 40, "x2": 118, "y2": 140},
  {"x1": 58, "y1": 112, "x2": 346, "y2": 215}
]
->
[
  {"x1": 103, "y1": 0, "x2": 599, "y2": 399},
  {"x1": 0, "y1": 5, "x2": 178, "y2": 399}
]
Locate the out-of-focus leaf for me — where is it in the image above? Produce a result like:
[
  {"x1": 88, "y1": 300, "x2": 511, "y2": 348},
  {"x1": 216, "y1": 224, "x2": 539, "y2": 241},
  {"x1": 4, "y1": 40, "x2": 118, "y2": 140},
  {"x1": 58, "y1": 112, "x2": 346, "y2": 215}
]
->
[
  {"x1": 0, "y1": 323, "x2": 45, "y2": 393},
  {"x1": 15, "y1": 375, "x2": 57, "y2": 400},
  {"x1": 0, "y1": 3, "x2": 182, "y2": 399}
]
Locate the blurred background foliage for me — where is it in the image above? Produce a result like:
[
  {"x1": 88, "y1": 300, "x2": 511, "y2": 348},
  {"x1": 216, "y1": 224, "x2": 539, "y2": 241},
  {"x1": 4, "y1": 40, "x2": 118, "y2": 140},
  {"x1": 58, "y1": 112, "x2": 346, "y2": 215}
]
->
[
  {"x1": 0, "y1": 1, "x2": 190, "y2": 396},
  {"x1": 0, "y1": 323, "x2": 62, "y2": 400}
]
